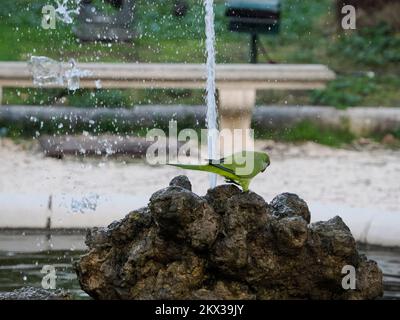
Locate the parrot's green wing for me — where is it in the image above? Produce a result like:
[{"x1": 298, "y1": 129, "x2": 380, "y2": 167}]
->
[
  {"x1": 207, "y1": 160, "x2": 236, "y2": 175},
  {"x1": 207, "y1": 151, "x2": 267, "y2": 179},
  {"x1": 169, "y1": 163, "x2": 240, "y2": 181}
]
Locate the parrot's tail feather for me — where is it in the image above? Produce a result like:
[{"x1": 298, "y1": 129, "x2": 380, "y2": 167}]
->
[{"x1": 168, "y1": 164, "x2": 209, "y2": 172}]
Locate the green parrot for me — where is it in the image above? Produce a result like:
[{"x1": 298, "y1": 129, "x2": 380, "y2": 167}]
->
[{"x1": 169, "y1": 151, "x2": 270, "y2": 192}]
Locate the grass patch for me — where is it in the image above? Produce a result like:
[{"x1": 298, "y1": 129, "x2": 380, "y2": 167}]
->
[
  {"x1": 312, "y1": 74, "x2": 400, "y2": 108},
  {"x1": 331, "y1": 24, "x2": 400, "y2": 68},
  {"x1": 255, "y1": 120, "x2": 355, "y2": 147}
]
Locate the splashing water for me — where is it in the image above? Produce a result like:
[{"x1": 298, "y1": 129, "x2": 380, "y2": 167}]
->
[
  {"x1": 55, "y1": 0, "x2": 81, "y2": 24},
  {"x1": 64, "y1": 59, "x2": 93, "y2": 90},
  {"x1": 29, "y1": 56, "x2": 92, "y2": 91},
  {"x1": 70, "y1": 194, "x2": 100, "y2": 214},
  {"x1": 204, "y1": 0, "x2": 218, "y2": 188}
]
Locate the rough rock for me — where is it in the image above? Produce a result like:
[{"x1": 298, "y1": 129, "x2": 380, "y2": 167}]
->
[
  {"x1": 169, "y1": 175, "x2": 192, "y2": 191},
  {"x1": 75, "y1": 176, "x2": 383, "y2": 300},
  {"x1": 0, "y1": 287, "x2": 71, "y2": 300},
  {"x1": 270, "y1": 193, "x2": 311, "y2": 224},
  {"x1": 149, "y1": 186, "x2": 220, "y2": 250}
]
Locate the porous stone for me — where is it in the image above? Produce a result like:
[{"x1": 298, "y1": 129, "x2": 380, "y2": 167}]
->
[
  {"x1": 270, "y1": 193, "x2": 311, "y2": 224},
  {"x1": 169, "y1": 175, "x2": 192, "y2": 191},
  {"x1": 0, "y1": 287, "x2": 71, "y2": 300},
  {"x1": 75, "y1": 176, "x2": 383, "y2": 300}
]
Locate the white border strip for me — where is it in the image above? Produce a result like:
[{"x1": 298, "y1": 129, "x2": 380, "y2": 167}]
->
[{"x1": 0, "y1": 194, "x2": 399, "y2": 247}]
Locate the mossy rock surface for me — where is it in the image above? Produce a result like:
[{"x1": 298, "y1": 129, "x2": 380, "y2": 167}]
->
[{"x1": 75, "y1": 176, "x2": 383, "y2": 300}]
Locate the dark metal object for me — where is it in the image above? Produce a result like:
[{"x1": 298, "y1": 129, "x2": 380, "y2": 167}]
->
[
  {"x1": 225, "y1": 0, "x2": 281, "y2": 63},
  {"x1": 172, "y1": 0, "x2": 189, "y2": 17},
  {"x1": 250, "y1": 33, "x2": 258, "y2": 64},
  {"x1": 74, "y1": 0, "x2": 136, "y2": 42}
]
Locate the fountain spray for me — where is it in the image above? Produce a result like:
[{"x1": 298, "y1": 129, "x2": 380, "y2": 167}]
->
[{"x1": 204, "y1": 0, "x2": 218, "y2": 188}]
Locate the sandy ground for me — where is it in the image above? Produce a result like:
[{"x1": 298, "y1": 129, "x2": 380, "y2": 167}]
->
[{"x1": 0, "y1": 138, "x2": 399, "y2": 213}]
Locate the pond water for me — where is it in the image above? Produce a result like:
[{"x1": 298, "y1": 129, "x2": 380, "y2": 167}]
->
[
  {"x1": 359, "y1": 245, "x2": 400, "y2": 300},
  {"x1": 0, "y1": 232, "x2": 399, "y2": 300},
  {"x1": 0, "y1": 249, "x2": 87, "y2": 299},
  {"x1": 0, "y1": 231, "x2": 87, "y2": 299}
]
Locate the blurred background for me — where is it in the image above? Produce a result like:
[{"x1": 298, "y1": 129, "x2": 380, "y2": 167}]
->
[{"x1": 0, "y1": 0, "x2": 399, "y2": 113}]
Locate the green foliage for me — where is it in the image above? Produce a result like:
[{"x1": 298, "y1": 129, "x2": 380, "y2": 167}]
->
[
  {"x1": 3, "y1": 88, "x2": 66, "y2": 106},
  {"x1": 279, "y1": 0, "x2": 331, "y2": 43},
  {"x1": 312, "y1": 74, "x2": 400, "y2": 108},
  {"x1": 255, "y1": 120, "x2": 355, "y2": 147},
  {"x1": 332, "y1": 24, "x2": 400, "y2": 66},
  {"x1": 0, "y1": 0, "x2": 43, "y2": 25},
  {"x1": 393, "y1": 129, "x2": 400, "y2": 140},
  {"x1": 311, "y1": 75, "x2": 378, "y2": 108},
  {"x1": 67, "y1": 89, "x2": 130, "y2": 108}
]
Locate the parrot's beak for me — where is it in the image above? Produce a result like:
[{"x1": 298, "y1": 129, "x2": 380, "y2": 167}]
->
[{"x1": 261, "y1": 161, "x2": 270, "y2": 172}]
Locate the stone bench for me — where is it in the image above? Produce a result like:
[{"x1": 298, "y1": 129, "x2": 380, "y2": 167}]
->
[{"x1": 0, "y1": 62, "x2": 335, "y2": 133}]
